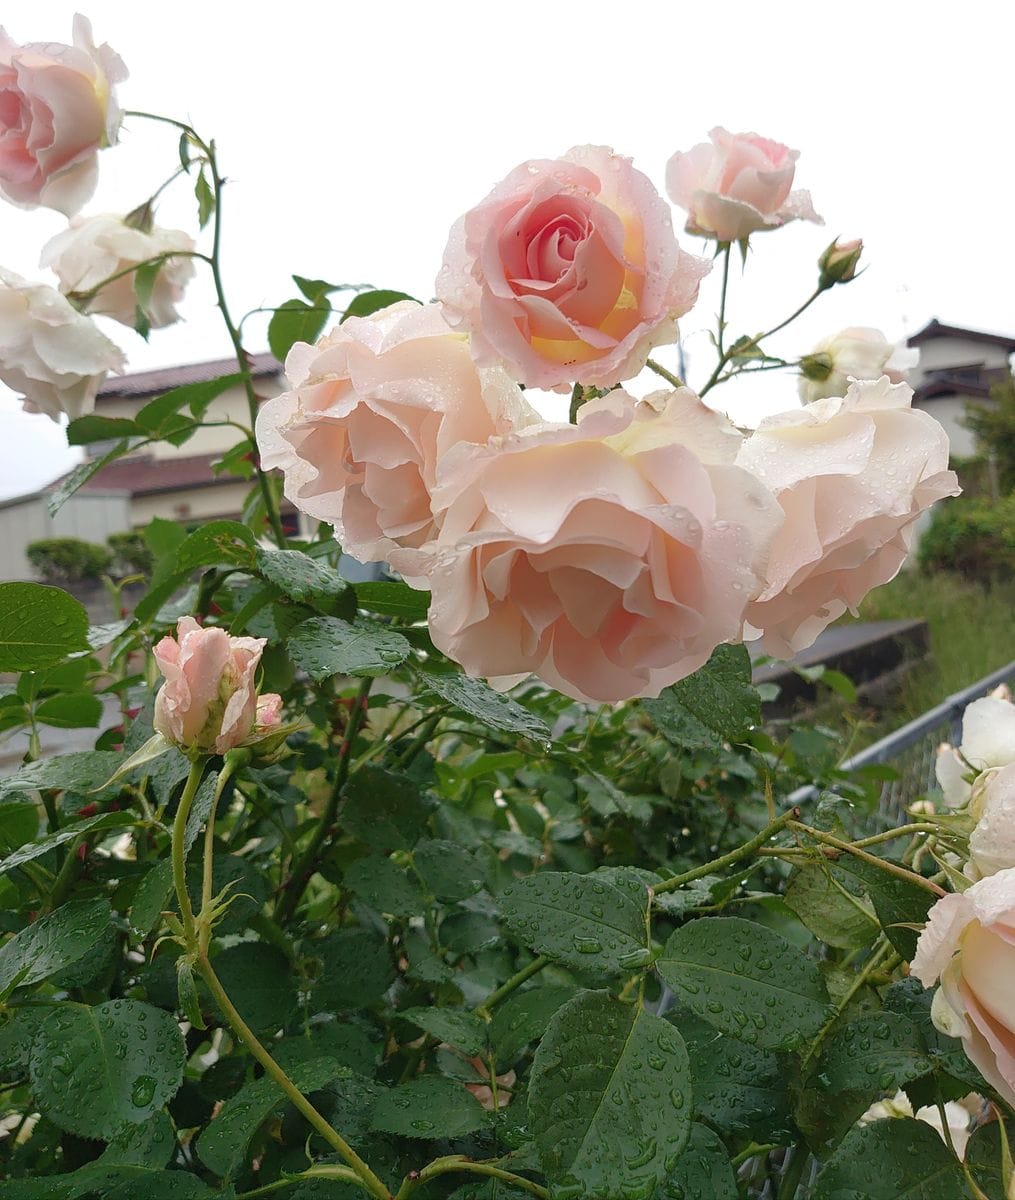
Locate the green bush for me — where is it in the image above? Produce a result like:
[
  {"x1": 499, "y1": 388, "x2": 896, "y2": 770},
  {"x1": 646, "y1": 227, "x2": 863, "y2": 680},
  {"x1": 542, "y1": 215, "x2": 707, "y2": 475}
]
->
[
  {"x1": 25, "y1": 536, "x2": 114, "y2": 584},
  {"x1": 106, "y1": 529, "x2": 154, "y2": 577},
  {"x1": 918, "y1": 494, "x2": 1015, "y2": 580}
]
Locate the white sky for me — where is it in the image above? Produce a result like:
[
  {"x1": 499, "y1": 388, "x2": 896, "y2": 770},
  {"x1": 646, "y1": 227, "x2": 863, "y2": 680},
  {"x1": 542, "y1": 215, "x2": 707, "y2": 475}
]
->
[{"x1": 1, "y1": 0, "x2": 1013, "y2": 499}]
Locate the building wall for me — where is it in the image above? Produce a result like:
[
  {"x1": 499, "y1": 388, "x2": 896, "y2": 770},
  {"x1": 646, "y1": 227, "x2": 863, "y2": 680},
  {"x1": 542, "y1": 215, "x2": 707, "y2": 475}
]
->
[
  {"x1": 912, "y1": 395, "x2": 981, "y2": 458},
  {"x1": 911, "y1": 338, "x2": 1010, "y2": 376},
  {"x1": 129, "y1": 481, "x2": 251, "y2": 527},
  {"x1": 0, "y1": 492, "x2": 131, "y2": 581}
]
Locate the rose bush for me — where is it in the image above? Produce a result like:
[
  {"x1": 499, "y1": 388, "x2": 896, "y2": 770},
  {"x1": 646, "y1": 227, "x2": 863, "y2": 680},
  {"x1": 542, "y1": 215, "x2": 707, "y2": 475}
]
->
[{"x1": 2, "y1": 16, "x2": 1008, "y2": 1200}]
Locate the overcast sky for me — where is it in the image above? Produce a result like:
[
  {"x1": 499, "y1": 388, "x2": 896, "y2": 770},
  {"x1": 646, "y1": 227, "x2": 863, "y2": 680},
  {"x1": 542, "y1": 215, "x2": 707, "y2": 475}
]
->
[{"x1": 2, "y1": 0, "x2": 1013, "y2": 498}]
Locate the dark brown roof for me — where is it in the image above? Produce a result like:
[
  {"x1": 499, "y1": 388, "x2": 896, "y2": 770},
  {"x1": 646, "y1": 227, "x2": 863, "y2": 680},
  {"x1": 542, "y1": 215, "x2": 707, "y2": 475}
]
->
[
  {"x1": 64, "y1": 452, "x2": 236, "y2": 496},
  {"x1": 907, "y1": 319, "x2": 1015, "y2": 351},
  {"x1": 912, "y1": 364, "x2": 1009, "y2": 403},
  {"x1": 96, "y1": 352, "x2": 282, "y2": 400}
]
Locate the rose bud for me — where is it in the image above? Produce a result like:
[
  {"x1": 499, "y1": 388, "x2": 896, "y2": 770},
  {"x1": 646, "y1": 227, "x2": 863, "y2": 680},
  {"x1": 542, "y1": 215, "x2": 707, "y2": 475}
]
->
[{"x1": 818, "y1": 238, "x2": 863, "y2": 289}]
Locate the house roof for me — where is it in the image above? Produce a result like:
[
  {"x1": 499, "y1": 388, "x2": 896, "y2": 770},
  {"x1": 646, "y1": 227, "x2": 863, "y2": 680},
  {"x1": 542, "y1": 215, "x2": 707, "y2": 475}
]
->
[
  {"x1": 96, "y1": 352, "x2": 282, "y2": 401},
  {"x1": 61, "y1": 452, "x2": 238, "y2": 497},
  {"x1": 907, "y1": 319, "x2": 1015, "y2": 351},
  {"x1": 912, "y1": 364, "x2": 1009, "y2": 403}
]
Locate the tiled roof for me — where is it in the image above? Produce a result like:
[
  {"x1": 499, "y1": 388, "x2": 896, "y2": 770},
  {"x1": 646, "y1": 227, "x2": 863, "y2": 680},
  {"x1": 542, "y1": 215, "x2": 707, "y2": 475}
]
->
[
  {"x1": 96, "y1": 352, "x2": 282, "y2": 400},
  {"x1": 907, "y1": 319, "x2": 1015, "y2": 351},
  {"x1": 63, "y1": 452, "x2": 236, "y2": 496}
]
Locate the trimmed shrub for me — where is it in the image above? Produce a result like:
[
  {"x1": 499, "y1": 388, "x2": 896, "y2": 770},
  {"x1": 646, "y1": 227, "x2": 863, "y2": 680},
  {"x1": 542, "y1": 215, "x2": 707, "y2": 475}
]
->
[
  {"x1": 107, "y1": 529, "x2": 154, "y2": 577},
  {"x1": 26, "y1": 536, "x2": 114, "y2": 584},
  {"x1": 918, "y1": 494, "x2": 1015, "y2": 580}
]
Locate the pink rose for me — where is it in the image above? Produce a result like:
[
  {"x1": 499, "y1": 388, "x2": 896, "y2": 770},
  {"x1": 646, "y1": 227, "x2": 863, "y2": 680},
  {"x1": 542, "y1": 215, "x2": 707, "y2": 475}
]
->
[
  {"x1": 737, "y1": 377, "x2": 960, "y2": 659},
  {"x1": 911, "y1": 868, "x2": 1015, "y2": 1106},
  {"x1": 40, "y1": 213, "x2": 196, "y2": 328},
  {"x1": 0, "y1": 15, "x2": 127, "y2": 215},
  {"x1": 152, "y1": 617, "x2": 268, "y2": 756},
  {"x1": 436, "y1": 145, "x2": 709, "y2": 391},
  {"x1": 0, "y1": 266, "x2": 125, "y2": 421},
  {"x1": 426, "y1": 389, "x2": 782, "y2": 704},
  {"x1": 255, "y1": 301, "x2": 534, "y2": 582},
  {"x1": 255, "y1": 692, "x2": 284, "y2": 730},
  {"x1": 665, "y1": 127, "x2": 822, "y2": 242}
]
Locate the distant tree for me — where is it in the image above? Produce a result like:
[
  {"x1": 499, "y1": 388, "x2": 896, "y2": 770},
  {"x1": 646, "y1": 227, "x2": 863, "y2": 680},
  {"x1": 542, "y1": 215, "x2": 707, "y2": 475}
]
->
[{"x1": 965, "y1": 372, "x2": 1015, "y2": 495}]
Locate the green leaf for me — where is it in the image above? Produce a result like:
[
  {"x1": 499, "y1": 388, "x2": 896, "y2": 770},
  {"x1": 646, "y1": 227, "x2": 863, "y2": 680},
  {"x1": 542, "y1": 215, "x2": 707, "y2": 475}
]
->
[
  {"x1": 142, "y1": 373, "x2": 246, "y2": 427},
  {"x1": 34, "y1": 691, "x2": 103, "y2": 729},
  {"x1": 343, "y1": 853, "x2": 424, "y2": 917},
  {"x1": 196, "y1": 1055, "x2": 343, "y2": 1177},
  {"x1": 176, "y1": 520, "x2": 258, "y2": 572},
  {"x1": 529, "y1": 990, "x2": 692, "y2": 1195},
  {"x1": 0, "y1": 812, "x2": 133, "y2": 875},
  {"x1": 883, "y1": 977, "x2": 989, "y2": 1090},
  {"x1": 415, "y1": 666, "x2": 550, "y2": 741},
  {"x1": 133, "y1": 258, "x2": 161, "y2": 340},
  {"x1": 129, "y1": 860, "x2": 174, "y2": 937},
  {"x1": 195, "y1": 167, "x2": 215, "y2": 228},
  {"x1": 643, "y1": 644, "x2": 760, "y2": 749},
  {"x1": 66, "y1": 414, "x2": 140, "y2": 445},
  {"x1": 2, "y1": 1166, "x2": 214, "y2": 1200},
  {"x1": 0, "y1": 582, "x2": 90, "y2": 670},
  {"x1": 268, "y1": 298, "x2": 330, "y2": 361},
  {"x1": 0, "y1": 801, "x2": 38, "y2": 851},
  {"x1": 339, "y1": 765, "x2": 430, "y2": 853},
  {"x1": 311, "y1": 927, "x2": 394, "y2": 1010},
  {"x1": 499, "y1": 869, "x2": 650, "y2": 975},
  {"x1": 820, "y1": 1011, "x2": 934, "y2": 1096},
  {"x1": 370, "y1": 1074, "x2": 485, "y2": 1138},
  {"x1": 679, "y1": 1012, "x2": 793, "y2": 1141},
  {"x1": 288, "y1": 615, "x2": 411, "y2": 680},
  {"x1": 811, "y1": 1118, "x2": 967, "y2": 1199},
  {"x1": 354, "y1": 579, "x2": 430, "y2": 621},
  {"x1": 489, "y1": 985, "x2": 576, "y2": 1065},
  {"x1": 0, "y1": 1006, "x2": 50, "y2": 1075},
  {"x1": 658, "y1": 1123, "x2": 737, "y2": 1200},
  {"x1": 401, "y1": 1007, "x2": 487, "y2": 1056},
  {"x1": 784, "y1": 862, "x2": 880, "y2": 950},
  {"x1": 966, "y1": 1121, "x2": 1014, "y2": 1199},
  {"x1": 0, "y1": 899, "x2": 111, "y2": 993},
  {"x1": 29, "y1": 999, "x2": 186, "y2": 1138},
  {"x1": 657, "y1": 917, "x2": 830, "y2": 1051},
  {"x1": 213, "y1": 943, "x2": 298, "y2": 1035},
  {"x1": 0, "y1": 749, "x2": 122, "y2": 798},
  {"x1": 413, "y1": 838, "x2": 483, "y2": 902},
  {"x1": 829, "y1": 857, "x2": 935, "y2": 960},
  {"x1": 256, "y1": 548, "x2": 350, "y2": 607},
  {"x1": 340, "y1": 289, "x2": 419, "y2": 323},
  {"x1": 48, "y1": 439, "x2": 133, "y2": 516}
]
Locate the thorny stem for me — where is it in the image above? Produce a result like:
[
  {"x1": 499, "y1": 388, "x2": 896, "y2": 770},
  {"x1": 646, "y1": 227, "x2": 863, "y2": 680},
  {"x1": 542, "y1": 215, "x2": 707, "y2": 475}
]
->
[
  {"x1": 277, "y1": 677, "x2": 372, "y2": 922},
  {"x1": 653, "y1": 808, "x2": 799, "y2": 896},
  {"x1": 716, "y1": 242, "x2": 732, "y2": 359},
  {"x1": 171, "y1": 759, "x2": 207, "y2": 942},
  {"x1": 71, "y1": 250, "x2": 213, "y2": 303},
  {"x1": 394, "y1": 1157, "x2": 549, "y2": 1200},
  {"x1": 125, "y1": 109, "x2": 287, "y2": 546},
  {"x1": 788, "y1": 821, "x2": 947, "y2": 896},
  {"x1": 234, "y1": 1167, "x2": 367, "y2": 1198},
  {"x1": 197, "y1": 954, "x2": 391, "y2": 1200},
  {"x1": 802, "y1": 939, "x2": 898, "y2": 1067},
  {"x1": 645, "y1": 358, "x2": 685, "y2": 388},
  {"x1": 198, "y1": 756, "x2": 242, "y2": 954}
]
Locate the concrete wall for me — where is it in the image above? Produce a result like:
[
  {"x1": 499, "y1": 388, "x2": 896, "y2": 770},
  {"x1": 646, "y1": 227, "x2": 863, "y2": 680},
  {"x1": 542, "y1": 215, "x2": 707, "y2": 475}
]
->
[
  {"x1": 912, "y1": 338, "x2": 1010, "y2": 375},
  {"x1": 129, "y1": 480, "x2": 250, "y2": 527},
  {"x1": 0, "y1": 492, "x2": 131, "y2": 581},
  {"x1": 912, "y1": 395, "x2": 980, "y2": 458}
]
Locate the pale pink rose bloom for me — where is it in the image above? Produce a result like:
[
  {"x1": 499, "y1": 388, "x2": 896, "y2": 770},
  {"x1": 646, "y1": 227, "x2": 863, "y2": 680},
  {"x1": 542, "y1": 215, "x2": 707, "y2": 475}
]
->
[
  {"x1": 957, "y1": 695, "x2": 1015, "y2": 774},
  {"x1": 0, "y1": 15, "x2": 127, "y2": 215},
  {"x1": 738, "y1": 377, "x2": 960, "y2": 659},
  {"x1": 0, "y1": 266, "x2": 124, "y2": 420},
  {"x1": 935, "y1": 743, "x2": 972, "y2": 809},
  {"x1": 799, "y1": 327, "x2": 918, "y2": 404},
  {"x1": 153, "y1": 617, "x2": 267, "y2": 756},
  {"x1": 255, "y1": 693, "x2": 284, "y2": 729},
  {"x1": 858, "y1": 1090, "x2": 978, "y2": 1159},
  {"x1": 255, "y1": 301, "x2": 534, "y2": 582},
  {"x1": 40, "y1": 213, "x2": 196, "y2": 328},
  {"x1": 426, "y1": 388, "x2": 782, "y2": 705},
  {"x1": 911, "y1": 868, "x2": 1015, "y2": 1107},
  {"x1": 436, "y1": 145, "x2": 710, "y2": 391},
  {"x1": 968, "y1": 764, "x2": 1015, "y2": 880},
  {"x1": 665, "y1": 127, "x2": 822, "y2": 242}
]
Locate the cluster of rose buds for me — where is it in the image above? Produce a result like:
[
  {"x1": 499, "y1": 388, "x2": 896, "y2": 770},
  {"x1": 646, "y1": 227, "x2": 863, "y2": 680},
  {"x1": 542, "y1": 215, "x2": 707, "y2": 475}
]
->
[{"x1": 258, "y1": 138, "x2": 957, "y2": 703}]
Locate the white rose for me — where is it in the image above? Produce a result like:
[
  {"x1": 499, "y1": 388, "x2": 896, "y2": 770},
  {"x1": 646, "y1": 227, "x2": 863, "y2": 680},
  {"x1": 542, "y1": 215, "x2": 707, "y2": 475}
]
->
[
  {"x1": 968, "y1": 763, "x2": 1015, "y2": 879},
  {"x1": 40, "y1": 213, "x2": 196, "y2": 329},
  {"x1": 798, "y1": 327, "x2": 918, "y2": 403},
  {"x1": 0, "y1": 267, "x2": 124, "y2": 420},
  {"x1": 858, "y1": 1089, "x2": 978, "y2": 1159}
]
